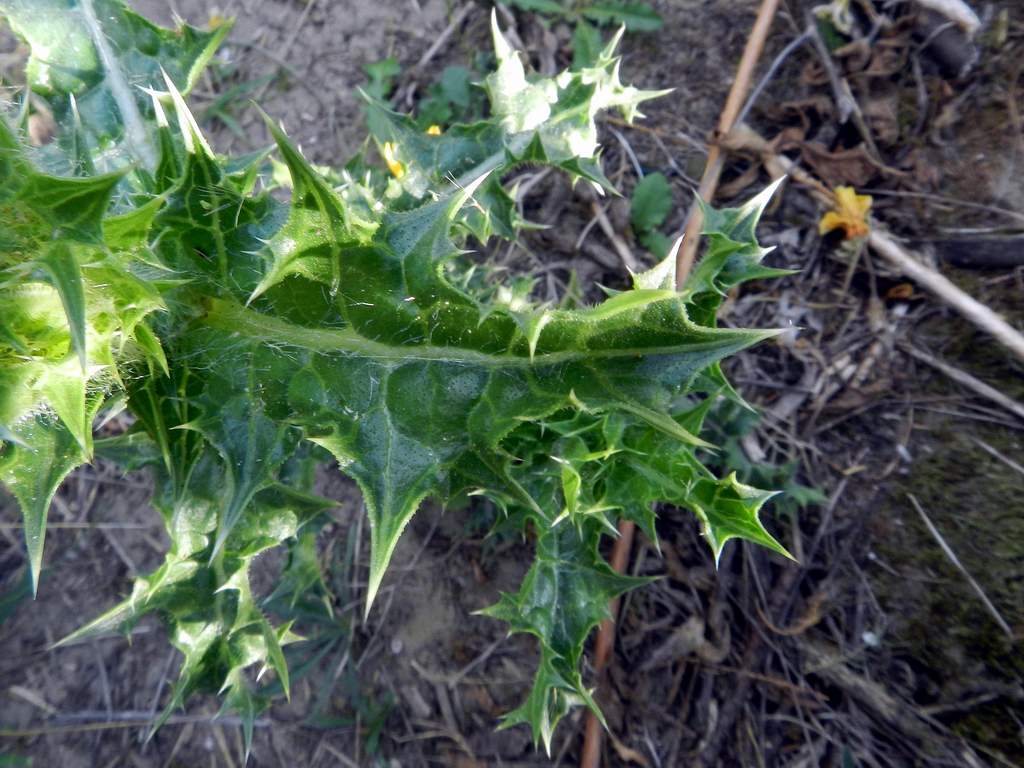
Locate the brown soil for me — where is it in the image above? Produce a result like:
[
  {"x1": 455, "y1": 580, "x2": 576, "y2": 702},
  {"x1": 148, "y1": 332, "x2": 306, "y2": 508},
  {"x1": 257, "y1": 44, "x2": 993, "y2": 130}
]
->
[{"x1": 2, "y1": 1, "x2": 1023, "y2": 766}]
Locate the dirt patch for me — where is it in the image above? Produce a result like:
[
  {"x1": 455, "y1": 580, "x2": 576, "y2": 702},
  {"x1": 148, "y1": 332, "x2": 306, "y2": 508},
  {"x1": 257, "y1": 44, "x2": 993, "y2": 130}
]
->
[{"x1": 134, "y1": 0, "x2": 449, "y2": 162}]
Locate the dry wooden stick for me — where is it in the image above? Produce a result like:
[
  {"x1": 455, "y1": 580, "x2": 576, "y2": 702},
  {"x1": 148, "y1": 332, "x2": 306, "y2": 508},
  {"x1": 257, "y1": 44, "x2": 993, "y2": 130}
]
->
[
  {"x1": 972, "y1": 437, "x2": 1024, "y2": 477},
  {"x1": 590, "y1": 201, "x2": 640, "y2": 273},
  {"x1": 675, "y1": 0, "x2": 782, "y2": 280},
  {"x1": 870, "y1": 230, "x2": 1024, "y2": 365},
  {"x1": 722, "y1": 121, "x2": 1024, "y2": 365},
  {"x1": 899, "y1": 344, "x2": 1024, "y2": 422},
  {"x1": 580, "y1": 520, "x2": 636, "y2": 768}
]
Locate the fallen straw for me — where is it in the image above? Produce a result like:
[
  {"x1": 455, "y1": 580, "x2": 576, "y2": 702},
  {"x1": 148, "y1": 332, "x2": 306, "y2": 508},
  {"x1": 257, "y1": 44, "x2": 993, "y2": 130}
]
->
[
  {"x1": 900, "y1": 344, "x2": 1024, "y2": 422},
  {"x1": 907, "y1": 494, "x2": 1014, "y2": 639}
]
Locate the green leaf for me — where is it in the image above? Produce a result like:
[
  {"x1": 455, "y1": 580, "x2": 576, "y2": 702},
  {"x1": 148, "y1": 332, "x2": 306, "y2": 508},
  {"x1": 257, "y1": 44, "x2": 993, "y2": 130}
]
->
[
  {"x1": 56, "y1": 448, "x2": 328, "y2": 715},
  {"x1": 503, "y1": 0, "x2": 567, "y2": 15},
  {"x1": 683, "y1": 179, "x2": 793, "y2": 325},
  {"x1": 193, "y1": 390, "x2": 299, "y2": 559},
  {"x1": 702, "y1": 399, "x2": 825, "y2": 519},
  {"x1": 202, "y1": 269, "x2": 771, "y2": 612},
  {"x1": 414, "y1": 66, "x2": 479, "y2": 130},
  {"x1": 571, "y1": 19, "x2": 604, "y2": 70},
  {"x1": 487, "y1": 17, "x2": 559, "y2": 134},
  {"x1": 438, "y1": 66, "x2": 473, "y2": 110},
  {"x1": 0, "y1": 0, "x2": 228, "y2": 173},
  {"x1": 249, "y1": 110, "x2": 373, "y2": 299},
  {"x1": 39, "y1": 243, "x2": 87, "y2": 372},
  {"x1": 94, "y1": 430, "x2": 164, "y2": 471},
  {"x1": 639, "y1": 229, "x2": 672, "y2": 258},
  {"x1": 630, "y1": 171, "x2": 673, "y2": 233},
  {"x1": 689, "y1": 473, "x2": 792, "y2": 563},
  {"x1": 17, "y1": 171, "x2": 123, "y2": 243},
  {"x1": 0, "y1": 410, "x2": 96, "y2": 594},
  {"x1": 481, "y1": 524, "x2": 648, "y2": 753},
  {"x1": 362, "y1": 13, "x2": 668, "y2": 240},
  {"x1": 132, "y1": 321, "x2": 169, "y2": 376},
  {"x1": 363, "y1": 57, "x2": 401, "y2": 101},
  {"x1": 0, "y1": 118, "x2": 159, "y2": 591},
  {"x1": 582, "y1": 2, "x2": 664, "y2": 32}
]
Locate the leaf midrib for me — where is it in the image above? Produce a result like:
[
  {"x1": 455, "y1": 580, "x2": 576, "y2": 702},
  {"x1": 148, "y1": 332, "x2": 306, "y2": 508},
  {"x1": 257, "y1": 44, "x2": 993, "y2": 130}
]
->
[
  {"x1": 79, "y1": 0, "x2": 156, "y2": 168},
  {"x1": 204, "y1": 298, "x2": 774, "y2": 368}
]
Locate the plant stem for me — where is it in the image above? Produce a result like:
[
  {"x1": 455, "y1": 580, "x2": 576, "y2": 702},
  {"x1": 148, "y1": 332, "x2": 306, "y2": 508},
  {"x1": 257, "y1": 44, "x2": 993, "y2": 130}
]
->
[{"x1": 674, "y1": 0, "x2": 782, "y2": 283}]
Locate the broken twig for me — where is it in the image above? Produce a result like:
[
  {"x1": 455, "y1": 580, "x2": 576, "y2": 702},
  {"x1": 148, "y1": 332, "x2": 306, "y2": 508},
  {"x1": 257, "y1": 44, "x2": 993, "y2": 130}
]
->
[
  {"x1": 900, "y1": 344, "x2": 1024, "y2": 422},
  {"x1": 907, "y1": 494, "x2": 1014, "y2": 639},
  {"x1": 871, "y1": 230, "x2": 1024, "y2": 365}
]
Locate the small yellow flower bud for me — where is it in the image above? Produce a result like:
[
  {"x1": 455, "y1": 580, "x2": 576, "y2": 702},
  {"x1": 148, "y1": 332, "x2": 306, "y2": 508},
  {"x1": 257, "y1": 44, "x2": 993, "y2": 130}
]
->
[{"x1": 382, "y1": 142, "x2": 405, "y2": 179}]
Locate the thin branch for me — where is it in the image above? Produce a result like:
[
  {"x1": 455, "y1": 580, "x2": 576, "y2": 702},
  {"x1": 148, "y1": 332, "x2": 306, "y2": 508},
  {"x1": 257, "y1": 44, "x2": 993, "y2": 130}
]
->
[
  {"x1": 900, "y1": 344, "x2": 1024, "y2": 422},
  {"x1": 735, "y1": 26, "x2": 813, "y2": 128},
  {"x1": 872, "y1": 231, "x2": 1024, "y2": 365},
  {"x1": 907, "y1": 494, "x2": 1013, "y2": 639},
  {"x1": 723, "y1": 121, "x2": 1024, "y2": 366},
  {"x1": 590, "y1": 201, "x2": 640, "y2": 273},
  {"x1": 675, "y1": 0, "x2": 782, "y2": 283},
  {"x1": 971, "y1": 437, "x2": 1024, "y2": 478},
  {"x1": 580, "y1": 519, "x2": 636, "y2": 768}
]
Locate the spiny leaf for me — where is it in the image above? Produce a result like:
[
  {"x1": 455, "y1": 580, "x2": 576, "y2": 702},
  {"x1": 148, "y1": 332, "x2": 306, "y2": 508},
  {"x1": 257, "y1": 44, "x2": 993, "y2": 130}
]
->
[
  {"x1": 363, "y1": 11, "x2": 667, "y2": 240},
  {"x1": 0, "y1": 0, "x2": 229, "y2": 173},
  {"x1": 684, "y1": 178, "x2": 794, "y2": 326},
  {"x1": 18, "y1": 172, "x2": 124, "y2": 243},
  {"x1": 0, "y1": 118, "x2": 159, "y2": 590},
  {"x1": 39, "y1": 243, "x2": 87, "y2": 373},
  {"x1": 132, "y1": 321, "x2": 169, "y2": 377},
  {"x1": 0, "y1": 413, "x2": 91, "y2": 594},
  {"x1": 197, "y1": 393, "x2": 300, "y2": 559},
  {"x1": 0, "y1": 1, "x2": 793, "y2": 755},
  {"x1": 249, "y1": 110, "x2": 375, "y2": 300},
  {"x1": 482, "y1": 524, "x2": 649, "y2": 753},
  {"x1": 689, "y1": 472, "x2": 793, "y2": 563}
]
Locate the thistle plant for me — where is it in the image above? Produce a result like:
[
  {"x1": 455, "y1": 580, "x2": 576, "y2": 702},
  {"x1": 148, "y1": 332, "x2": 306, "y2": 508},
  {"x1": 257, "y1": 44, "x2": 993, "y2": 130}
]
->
[{"x1": 0, "y1": 0, "x2": 791, "y2": 754}]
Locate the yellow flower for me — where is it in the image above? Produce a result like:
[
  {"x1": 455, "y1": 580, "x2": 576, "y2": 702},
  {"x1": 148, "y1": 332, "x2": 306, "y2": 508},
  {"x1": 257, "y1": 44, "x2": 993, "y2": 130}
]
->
[
  {"x1": 425, "y1": 125, "x2": 442, "y2": 136},
  {"x1": 819, "y1": 186, "x2": 872, "y2": 239},
  {"x1": 207, "y1": 11, "x2": 228, "y2": 29},
  {"x1": 382, "y1": 142, "x2": 405, "y2": 179}
]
